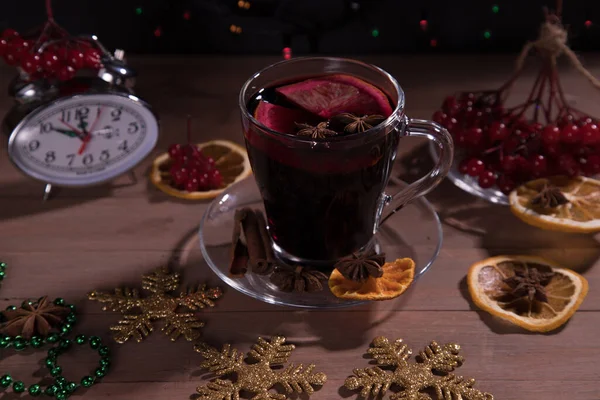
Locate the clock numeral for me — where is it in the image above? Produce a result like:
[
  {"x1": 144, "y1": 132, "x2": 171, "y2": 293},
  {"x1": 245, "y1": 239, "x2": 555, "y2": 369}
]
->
[
  {"x1": 28, "y1": 140, "x2": 40, "y2": 152},
  {"x1": 39, "y1": 122, "x2": 53, "y2": 134},
  {"x1": 66, "y1": 154, "x2": 76, "y2": 166},
  {"x1": 111, "y1": 108, "x2": 122, "y2": 122},
  {"x1": 61, "y1": 110, "x2": 71, "y2": 123},
  {"x1": 75, "y1": 107, "x2": 90, "y2": 120},
  {"x1": 45, "y1": 151, "x2": 56, "y2": 164},
  {"x1": 127, "y1": 122, "x2": 139, "y2": 134},
  {"x1": 83, "y1": 154, "x2": 94, "y2": 165},
  {"x1": 100, "y1": 150, "x2": 110, "y2": 162},
  {"x1": 118, "y1": 140, "x2": 129, "y2": 153}
]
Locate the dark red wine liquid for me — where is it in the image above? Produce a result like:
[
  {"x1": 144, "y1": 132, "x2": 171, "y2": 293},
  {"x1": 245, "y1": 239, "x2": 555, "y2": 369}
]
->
[{"x1": 245, "y1": 77, "x2": 398, "y2": 262}]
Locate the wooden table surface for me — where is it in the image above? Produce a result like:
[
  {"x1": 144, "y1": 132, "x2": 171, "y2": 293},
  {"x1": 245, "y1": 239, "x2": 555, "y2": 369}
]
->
[{"x1": 0, "y1": 55, "x2": 599, "y2": 400}]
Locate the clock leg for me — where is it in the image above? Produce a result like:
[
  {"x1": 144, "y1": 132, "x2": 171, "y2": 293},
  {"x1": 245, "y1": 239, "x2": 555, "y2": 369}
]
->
[
  {"x1": 43, "y1": 183, "x2": 53, "y2": 202},
  {"x1": 128, "y1": 171, "x2": 138, "y2": 185}
]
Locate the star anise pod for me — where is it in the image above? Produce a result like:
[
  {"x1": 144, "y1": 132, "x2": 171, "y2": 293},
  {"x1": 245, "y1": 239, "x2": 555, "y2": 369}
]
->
[
  {"x1": 334, "y1": 249, "x2": 386, "y2": 282},
  {"x1": 295, "y1": 122, "x2": 338, "y2": 139},
  {"x1": 0, "y1": 296, "x2": 70, "y2": 338},
  {"x1": 270, "y1": 266, "x2": 329, "y2": 293},
  {"x1": 503, "y1": 265, "x2": 555, "y2": 303},
  {"x1": 330, "y1": 113, "x2": 386, "y2": 133},
  {"x1": 530, "y1": 184, "x2": 569, "y2": 209}
]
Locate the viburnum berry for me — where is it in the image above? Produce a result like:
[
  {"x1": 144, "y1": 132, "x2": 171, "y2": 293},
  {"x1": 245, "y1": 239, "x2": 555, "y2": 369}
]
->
[
  {"x1": 83, "y1": 48, "x2": 101, "y2": 68},
  {"x1": 458, "y1": 158, "x2": 470, "y2": 174},
  {"x1": 465, "y1": 158, "x2": 485, "y2": 177},
  {"x1": 454, "y1": 131, "x2": 468, "y2": 148},
  {"x1": 557, "y1": 154, "x2": 579, "y2": 177},
  {"x1": 185, "y1": 177, "x2": 200, "y2": 192},
  {"x1": 503, "y1": 136, "x2": 522, "y2": 154},
  {"x1": 530, "y1": 154, "x2": 548, "y2": 177},
  {"x1": 496, "y1": 175, "x2": 516, "y2": 194},
  {"x1": 561, "y1": 123, "x2": 582, "y2": 144},
  {"x1": 197, "y1": 173, "x2": 209, "y2": 190},
  {"x1": 478, "y1": 170, "x2": 496, "y2": 189},
  {"x1": 465, "y1": 127, "x2": 483, "y2": 147},
  {"x1": 206, "y1": 157, "x2": 216, "y2": 168},
  {"x1": 168, "y1": 144, "x2": 182, "y2": 159},
  {"x1": 208, "y1": 169, "x2": 223, "y2": 189},
  {"x1": 56, "y1": 64, "x2": 76, "y2": 81},
  {"x1": 67, "y1": 49, "x2": 85, "y2": 69},
  {"x1": 170, "y1": 167, "x2": 189, "y2": 187},
  {"x1": 0, "y1": 38, "x2": 9, "y2": 56},
  {"x1": 1, "y1": 29, "x2": 19, "y2": 39},
  {"x1": 41, "y1": 51, "x2": 59, "y2": 72},
  {"x1": 542, "y1": 124, "x2": 561, "y2": 145},
  {"x1": 501, "y1": 155, "x2": 519, "y2": 174},
  {"x1": 582, "y1": 154, "x2": 600, "y2": 175},
  {"x1": 432, "y1": 110, "x2": 447, "y2": 125},
  {"x1": 488, "y1": 121, "x2": 509, "y2": 142},
  {"x1": 581, "y1": 123, "x2": 600, "y2": 145},
  {"x1": 20, "y1": 53, "x2": 41, "y2": 74},
  {"x1": 442, "y1": 96, "x2": 459, "y2": 115}
]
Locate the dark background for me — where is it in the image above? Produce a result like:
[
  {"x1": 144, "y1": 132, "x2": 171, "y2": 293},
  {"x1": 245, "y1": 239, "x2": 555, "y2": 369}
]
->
[{"x1": 2, "y1": 0, "x2": 600, "y2": 55}]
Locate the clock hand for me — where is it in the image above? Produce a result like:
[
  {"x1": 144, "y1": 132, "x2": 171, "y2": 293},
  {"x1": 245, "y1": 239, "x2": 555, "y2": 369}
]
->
[
  {"x1": 52, "y1": 128, "x2": 78, "y2": 137},
  {"x1": 59, "y1": 120, "x2": 86, "y2": 140},
  {"x1": 88, "y1": 107, "x2": 104, "y2": 133},
  {"x1": 78, "y1": 135, "x2": 91, "y2": 155}
]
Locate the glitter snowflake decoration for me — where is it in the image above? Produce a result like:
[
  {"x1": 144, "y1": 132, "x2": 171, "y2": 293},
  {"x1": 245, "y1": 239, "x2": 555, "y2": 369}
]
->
[
  {"x1": 194, "y1": 336, "x2": 327, "y2": 400},
  {"x1": 345, "y1": 336, "x2": 493, "y2": 400},
  {"x1": 88, "y1": 266, "x2": 222, "y2": 343}
]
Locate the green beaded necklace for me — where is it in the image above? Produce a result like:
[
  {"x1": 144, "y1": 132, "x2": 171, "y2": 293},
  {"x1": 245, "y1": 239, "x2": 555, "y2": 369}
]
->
[{"x1": 0, "y1": 298, "x2": 111, "y2": 399}]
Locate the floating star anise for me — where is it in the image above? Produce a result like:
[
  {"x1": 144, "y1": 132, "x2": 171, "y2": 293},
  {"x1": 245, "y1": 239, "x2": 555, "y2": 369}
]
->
[
  {"x1": 270, "y1": 266, "x2": 329, "y2": 293},
  {"x1": 503, "y1": 265, "x2": 555, "y2": 303},
  {"x1": 334, "y1": 249, "x2": 385, "y2": 282},
  {"x1": 331, "y1": 113, "x2": 386, "y2": 133},
  {"x1": 295, "y1": 122, "x2": 337, "y2": 139},
  {"x1": 531, "y1": 184, "x2": 569, "y2": 209},
  {"x1": 0, "y1": 296, "x2": 70, "y2": 338}
]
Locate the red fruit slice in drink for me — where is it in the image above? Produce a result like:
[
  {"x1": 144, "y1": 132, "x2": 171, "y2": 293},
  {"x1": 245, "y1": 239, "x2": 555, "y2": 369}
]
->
[
  {"x1": 253, "y1": 101, "x2": 316, "y2": 134},
  {"x1": 275, "y1": 74, "x2": 394, "y2": 119}
]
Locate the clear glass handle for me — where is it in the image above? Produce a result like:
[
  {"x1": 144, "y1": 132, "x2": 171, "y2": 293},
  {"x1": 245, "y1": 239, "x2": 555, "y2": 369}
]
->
[{"x1": 379, "y1": 117, "x2": 454, "y2": 226}]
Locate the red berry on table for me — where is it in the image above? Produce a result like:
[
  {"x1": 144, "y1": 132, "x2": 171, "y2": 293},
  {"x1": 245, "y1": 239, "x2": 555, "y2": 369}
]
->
[
  {"x1": 561, "y1": 123, "x2": 582, "y2": 144},
  {"x1": 67, "y1": 49, "x2": 85, "y2": 69},
  {"x1": 478, "y1": 170, "x2": 496, "y2": 189},
  {"x1": 444, "y1": 117, "x2": 459, "y2": 135},
  {"x1": 465, "y1": 127, "x2": 483, "y2": 147},
  {"x1": 208, "y1": 169, "x2": 223, "y2": 189},
  {"x1": 530, "y1": 154, "x2": 548, "y2": 177},
  {"x1": 454, "y1": 131, "x2": 468, "y2": 148},
  {"x1": 442, "y1": 96, "x2": 459, "y2": 115},
  {"x1": 432, "y1": 110, "x2": 447, "y2": 125},
  {"x1": 168, "y1": 144, "x2": 182, "y2": 159},
  {"x1": 557, "y1": 154, "x2": 580, "y2": 177},
  {"x1": 582, "y1": 154, "x2": 600, "y2": 175},
  {"x1": 197, "y1": 173, "x2": 209, "y2": 190},
  {"x1": 458, "y1": 158, "x2": 470, "y2": 174},
  {"x1": 488, "y1": 121, "x2": 509, "y2": 142},
  {"x1": 501, "y1": 155, "x2": 519, "y2": 174},
  {"x1": 582, "y1": 123, "x2": 600, "y2": 145},
  {"x1": 466, "y1": 158, "x2": 485, "y2": 177},
  {"x1": 41, "y1": 51, "x2": 59, "y2": 72},
  {"x1": 497, "y1": 175, "x2": 516, "y2": 194},
  {"x1": 83, "y1": 48, "x2": 102, "y2": 68},
  {"x1": 542, "y1": 124, "x2": 561, "y2": 145},
  {"x1": 185, "y1": 178, "x2": 200, "y2": 192},
  {"x1": 56, "y1": 64, "x2": 76, "y2": 81},
  {"x1": 0, "y1": 38, "x2": 8, "y2": 56},
  {"x1": 1, "y1": 29, "x2": 19, "y2": 39},
  {"x1": 20, "y1": 53, "x2": 41, "y2": 74}
]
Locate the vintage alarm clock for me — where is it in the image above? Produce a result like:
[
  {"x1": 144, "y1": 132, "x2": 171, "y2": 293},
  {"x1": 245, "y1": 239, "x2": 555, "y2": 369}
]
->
[{"x1": 3, "y1": 36, "x2": 159, "y2": 200}]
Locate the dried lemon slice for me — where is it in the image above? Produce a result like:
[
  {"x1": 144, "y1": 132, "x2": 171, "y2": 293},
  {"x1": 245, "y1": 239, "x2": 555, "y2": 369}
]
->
[
  {"x1": 467, "y1": 255, "x2": 588, "y2": 332},
  {"x1": 329, "y1": 258, "x2": 415, "y2": 301},
  {"x1": 150, "y1": 140, "x2": 251, "y2": 200},
  {"x1": 509, "y1": 176, "x2": 600, "y2": 233}
]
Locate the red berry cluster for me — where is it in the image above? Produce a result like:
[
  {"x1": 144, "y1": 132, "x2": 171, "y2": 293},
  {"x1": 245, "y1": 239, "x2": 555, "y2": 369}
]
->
[
  {"x1": 167, "y1": 143, "x2": 223, "y2": 192},
  {"x1": 0, "y1": 28, "x2": 102, "y2": 82},
  {"x1": 433, "y1": 92, "x2": 600, "y2": 194}
]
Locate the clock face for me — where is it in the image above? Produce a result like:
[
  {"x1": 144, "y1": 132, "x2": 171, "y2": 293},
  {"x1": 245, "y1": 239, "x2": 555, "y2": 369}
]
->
[{"x1": 8, "y1": 93, "x2": 159, "y2": 186}]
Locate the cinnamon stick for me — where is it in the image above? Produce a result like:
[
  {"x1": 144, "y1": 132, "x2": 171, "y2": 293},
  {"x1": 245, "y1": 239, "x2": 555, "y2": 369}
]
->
[
  {"x1": 240, "y1": 208, "x2": 270, "y2": 274},
  {"x1": 229, "y1": 209, "x2": 249, "y2": 277}
]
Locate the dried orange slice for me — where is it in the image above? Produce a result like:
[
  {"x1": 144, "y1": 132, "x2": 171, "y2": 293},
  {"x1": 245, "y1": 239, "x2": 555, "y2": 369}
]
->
[
  {"x1": 509, "y1": 176, "x2": 600, "y2": 233},
  {"x1": 467, "y1": 255, "x2": 588, "y2": 332},
  {"x1": 150, "y1": 140, "x2": 251, "y2": 200},
  {"x1": 328, "y1": 258, "x2": 415, "y2": 301}
]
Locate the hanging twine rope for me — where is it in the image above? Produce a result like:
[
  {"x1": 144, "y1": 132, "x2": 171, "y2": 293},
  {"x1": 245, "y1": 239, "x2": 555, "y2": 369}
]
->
[{"x1": 512, "y1": 4, "x2": 600, "y2": 90}]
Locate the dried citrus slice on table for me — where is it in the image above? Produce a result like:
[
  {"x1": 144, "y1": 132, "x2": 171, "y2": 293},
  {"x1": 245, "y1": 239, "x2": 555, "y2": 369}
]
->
[
  {"x1": 328, "y1": 258, "x2": 415, "y2": 301},
  {"x1": 509, "y1": 176, "x2": 600, "y2": 233},
  {"x1": 150, "y1": 140, "x2": 251, "y2": 200},
  {"x1": 467, "y1": 255, "x2": 588, "y2": 332}
]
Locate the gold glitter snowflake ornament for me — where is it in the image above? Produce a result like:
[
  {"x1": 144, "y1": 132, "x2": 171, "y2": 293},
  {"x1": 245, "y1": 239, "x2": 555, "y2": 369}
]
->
[
  {"x1": 88, "y1": 266, "x2": 222, "y2": 343},
  {"x1": 345, "y1": 336, "x2": 493, "y2": 400},
  {"x1": 194, "y1": 336, "x2": 327, "y2": 400}
]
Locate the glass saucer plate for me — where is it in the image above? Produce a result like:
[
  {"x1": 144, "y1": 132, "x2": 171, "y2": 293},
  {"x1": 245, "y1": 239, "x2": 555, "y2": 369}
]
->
[
  {"x1": 429, "y1": 141, "x2": 509, "y2": 205},
  {"x1": 199, "y1": 178, "x2": 443, "y2": 309}
]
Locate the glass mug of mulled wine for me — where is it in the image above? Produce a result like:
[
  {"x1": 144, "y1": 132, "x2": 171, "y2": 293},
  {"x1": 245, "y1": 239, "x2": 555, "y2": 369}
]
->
[{"x1": 239, "y1": 57, "x2": 453, "y2": 266}]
